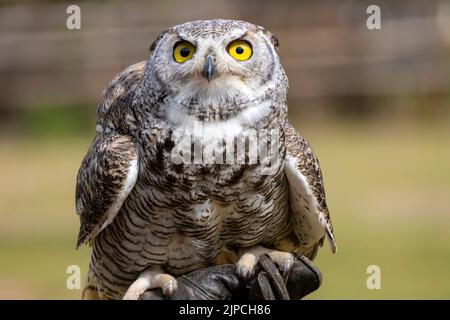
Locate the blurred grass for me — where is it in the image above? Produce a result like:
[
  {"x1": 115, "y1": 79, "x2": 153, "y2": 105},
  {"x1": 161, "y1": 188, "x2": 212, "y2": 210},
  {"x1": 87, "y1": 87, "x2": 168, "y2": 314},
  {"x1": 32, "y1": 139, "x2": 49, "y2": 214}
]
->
[
  {"x1": 0, "y1": 118, "x2": 449, "y2": 299},
  {"x1": 305, "y1": 120, "x2": 450, "y2": 299},
  {"x1": 0, "y1": 136, "x2": 92, "y2": 299},
  {"x1": 20, "y1": 104, "x2": 95, "y2": 139}
]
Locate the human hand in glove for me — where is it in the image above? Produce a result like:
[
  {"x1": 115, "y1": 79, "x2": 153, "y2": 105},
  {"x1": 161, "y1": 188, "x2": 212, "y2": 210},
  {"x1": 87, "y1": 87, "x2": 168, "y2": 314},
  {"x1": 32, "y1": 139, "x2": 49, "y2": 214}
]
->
[{"x1": 138, "y1": 254, "x2": 322, "y2": 300}]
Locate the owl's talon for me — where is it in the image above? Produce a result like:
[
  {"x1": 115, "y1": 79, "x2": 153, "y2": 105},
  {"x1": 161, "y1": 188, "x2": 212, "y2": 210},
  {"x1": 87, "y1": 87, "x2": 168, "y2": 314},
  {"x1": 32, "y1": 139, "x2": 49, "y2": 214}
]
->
[
  {"x1": 268, "y1": 251, "x2": 295, "y2": 278},
  {"x1": 158, "y1": 274, "x2": 178, "y2": 297},
  {"x1": 123, "y1": 270, "x2": 177, "y2": 300},
  {"x1": 123, "y1": 286, "x2": 145, "y2": 300},
  {"x1": 236, "y1": 248, "x2": 296, "y2": 281},
  {"x1": 235, "y1": 252, "x2": 258, "y2": 280}
]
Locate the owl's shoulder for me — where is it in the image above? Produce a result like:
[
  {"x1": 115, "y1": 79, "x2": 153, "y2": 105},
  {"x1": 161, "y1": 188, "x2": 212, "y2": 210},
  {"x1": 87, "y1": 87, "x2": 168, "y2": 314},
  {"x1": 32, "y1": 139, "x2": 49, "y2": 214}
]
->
[{"x1": 97, "y1": 61, "x2": 146, "y2": 123}]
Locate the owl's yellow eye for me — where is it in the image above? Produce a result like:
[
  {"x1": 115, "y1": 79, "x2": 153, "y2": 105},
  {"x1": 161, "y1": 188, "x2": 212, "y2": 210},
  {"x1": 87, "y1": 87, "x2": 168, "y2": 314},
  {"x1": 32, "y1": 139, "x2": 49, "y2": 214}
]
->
[
  {"x1": 173, "y1": 41, "x2": 196, "y2": 63},
  {"x1": 228, "y1": 40, "x2": 252, "y2": 61}
]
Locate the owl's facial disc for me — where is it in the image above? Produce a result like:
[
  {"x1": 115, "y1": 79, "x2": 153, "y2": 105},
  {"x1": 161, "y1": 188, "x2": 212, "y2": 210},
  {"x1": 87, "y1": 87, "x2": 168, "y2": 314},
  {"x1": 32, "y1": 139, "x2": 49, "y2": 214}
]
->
[{"x1": 148, "y1": 20, "x2": 283, "y2": 121}]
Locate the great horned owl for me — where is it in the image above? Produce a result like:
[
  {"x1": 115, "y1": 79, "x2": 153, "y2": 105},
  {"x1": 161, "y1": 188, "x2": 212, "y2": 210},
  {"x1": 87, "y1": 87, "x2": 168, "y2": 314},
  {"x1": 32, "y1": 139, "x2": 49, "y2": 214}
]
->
[{"x1": 76, "y1": 19, "x2": 336, "y2": 300}]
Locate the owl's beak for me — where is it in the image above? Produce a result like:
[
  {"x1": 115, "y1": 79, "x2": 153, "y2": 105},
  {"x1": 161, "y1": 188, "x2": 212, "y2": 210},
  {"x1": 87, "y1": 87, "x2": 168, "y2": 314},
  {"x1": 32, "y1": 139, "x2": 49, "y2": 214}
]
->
[{"x1": 202, "y1": 55, "x2": 216, "y2": 82}]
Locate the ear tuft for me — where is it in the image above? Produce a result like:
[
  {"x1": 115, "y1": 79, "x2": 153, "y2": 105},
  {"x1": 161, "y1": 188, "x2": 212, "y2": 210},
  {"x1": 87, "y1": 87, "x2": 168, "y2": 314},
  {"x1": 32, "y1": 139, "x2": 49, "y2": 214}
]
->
[
  {"x1": 270, "y1": 33, "x2": 280, "y2": 50},
  {"x1": 149, "y1": 30, "x2": 169, "y2": 53},
  {"x1": 257, "y1": 25, "x2": 280, "y2": 50}
]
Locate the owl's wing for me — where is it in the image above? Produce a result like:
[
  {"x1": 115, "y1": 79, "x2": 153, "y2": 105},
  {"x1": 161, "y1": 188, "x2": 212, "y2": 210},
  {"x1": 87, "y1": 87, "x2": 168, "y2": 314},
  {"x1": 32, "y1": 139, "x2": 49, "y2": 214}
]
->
[
  {"x1": 76, "y1": 133, "x2": 139, "y2": 249},
  {"x1": 284, "y1": 123, "x2": 337, "y2": 259},
  {"x1": 75, "y1": 62, "x2": 145, "y2": 248}
]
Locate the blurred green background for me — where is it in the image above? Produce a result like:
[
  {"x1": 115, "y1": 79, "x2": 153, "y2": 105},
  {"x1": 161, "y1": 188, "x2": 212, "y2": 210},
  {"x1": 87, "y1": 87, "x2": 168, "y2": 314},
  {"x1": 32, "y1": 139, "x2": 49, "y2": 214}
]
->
[{"x1": 0, "y1": 0, "x2": 449, "y2": 299}]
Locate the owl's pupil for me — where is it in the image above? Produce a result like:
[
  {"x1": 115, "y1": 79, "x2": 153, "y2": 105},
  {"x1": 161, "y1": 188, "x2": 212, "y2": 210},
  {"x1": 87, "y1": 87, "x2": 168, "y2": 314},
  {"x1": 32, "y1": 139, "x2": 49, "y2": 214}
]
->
[
  {"x1": 180, "y1": 47, "x2": 190, "y2": 57},
  {"x1": 236, "y1": 47, "x2": 244, "y2": 54}
]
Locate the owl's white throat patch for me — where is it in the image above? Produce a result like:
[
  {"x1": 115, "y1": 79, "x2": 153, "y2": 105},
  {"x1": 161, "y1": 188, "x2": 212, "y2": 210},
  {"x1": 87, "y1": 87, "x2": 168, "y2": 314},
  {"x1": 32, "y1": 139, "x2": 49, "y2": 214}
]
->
[{"x1": 166, "y1": 98, "x2": 272, "y2": 139}]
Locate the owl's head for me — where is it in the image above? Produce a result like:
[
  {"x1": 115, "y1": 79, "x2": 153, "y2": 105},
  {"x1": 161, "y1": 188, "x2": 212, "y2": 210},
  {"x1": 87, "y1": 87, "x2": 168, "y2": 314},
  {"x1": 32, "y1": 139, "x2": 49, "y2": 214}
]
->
[{"x1": 142, "y1": 19, "x2": 287, "y2": 122}]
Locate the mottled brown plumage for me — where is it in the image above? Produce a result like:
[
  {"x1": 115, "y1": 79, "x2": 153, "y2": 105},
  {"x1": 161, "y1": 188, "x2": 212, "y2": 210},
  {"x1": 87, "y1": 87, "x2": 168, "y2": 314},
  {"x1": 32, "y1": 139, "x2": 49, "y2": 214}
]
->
[
  {"x1": 75, "y1": 19, "x2": 336, "y2": 300},
  {"x1": 76, "y1": 134, "x2": 138, "y2": 248}
]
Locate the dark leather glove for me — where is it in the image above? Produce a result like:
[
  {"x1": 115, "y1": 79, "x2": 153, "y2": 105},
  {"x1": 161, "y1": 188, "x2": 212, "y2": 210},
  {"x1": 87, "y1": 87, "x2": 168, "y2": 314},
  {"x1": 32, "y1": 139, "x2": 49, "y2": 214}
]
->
[
  {"x1": 139, "y1": 254, "x2": 322, "y2": 300},
  {"x1": 139, "y1": 264, "x2": 244, "y2": 300}
]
